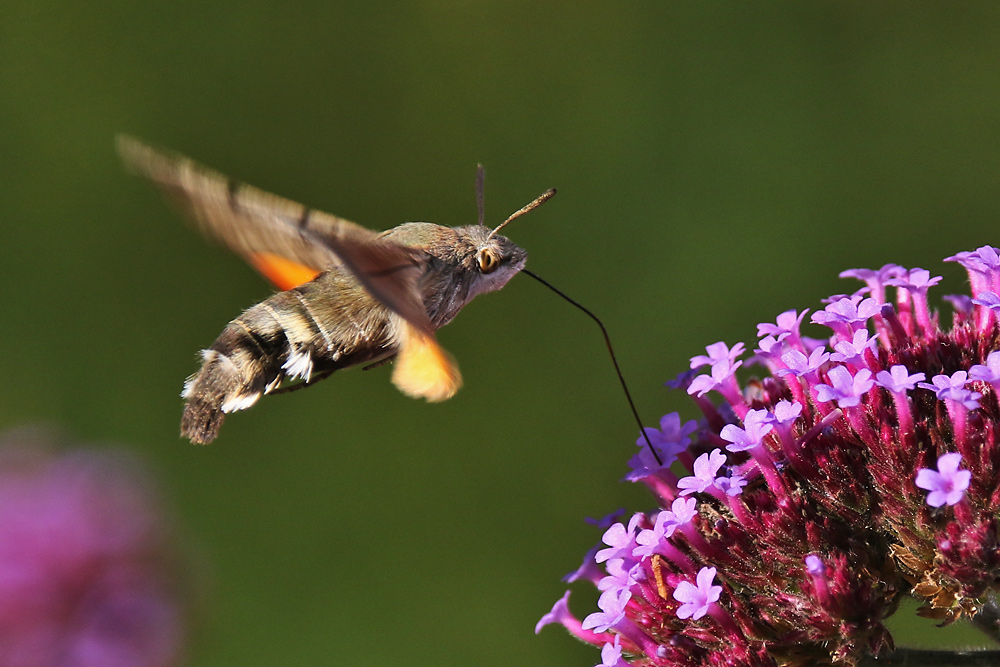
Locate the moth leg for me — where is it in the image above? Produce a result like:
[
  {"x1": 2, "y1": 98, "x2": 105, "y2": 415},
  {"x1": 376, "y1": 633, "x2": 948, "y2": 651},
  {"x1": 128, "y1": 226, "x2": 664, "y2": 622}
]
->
[
  {"x1": 362, "y1": 354, "x2": 397, "y2": 371},
  {"x1": 269, "y1": 369, "x2": 336, "y2": 395}
]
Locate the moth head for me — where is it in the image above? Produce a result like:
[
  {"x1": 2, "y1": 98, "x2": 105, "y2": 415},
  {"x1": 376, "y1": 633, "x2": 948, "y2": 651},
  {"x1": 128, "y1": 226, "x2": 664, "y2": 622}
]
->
[{"x1": 468, "y1": 163, "x2": 554, "y2": 293}]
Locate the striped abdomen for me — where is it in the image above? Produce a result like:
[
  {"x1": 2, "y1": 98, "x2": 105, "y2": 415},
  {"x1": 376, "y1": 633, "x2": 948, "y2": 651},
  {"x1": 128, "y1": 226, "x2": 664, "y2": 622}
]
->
[{"x1": 180, "y1": 270, "x2": 397, "y2": 444}]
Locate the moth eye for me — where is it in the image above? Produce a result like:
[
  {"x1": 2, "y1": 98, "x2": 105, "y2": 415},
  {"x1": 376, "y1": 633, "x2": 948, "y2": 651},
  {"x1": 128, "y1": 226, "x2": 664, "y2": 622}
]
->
[{"x1": 478, "y1": 250, "x2": 500, "y2": 274}]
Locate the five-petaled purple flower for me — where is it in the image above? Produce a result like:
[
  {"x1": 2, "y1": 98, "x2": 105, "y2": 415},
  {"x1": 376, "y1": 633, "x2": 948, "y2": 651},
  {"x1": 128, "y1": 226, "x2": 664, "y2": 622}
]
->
[
  {"x1": 677, "y1": 449, "x2": 727, "y2": 495},
  {"x1": 719, "y1": 409, "x2": 772, "y2": 453},
  {"x1": 757, "y1": 309, "x2": 808, "y2": 342},
  {"x1": 814, "y1": 365, "x2": 873, "y2": 408},
  {"x1": 811, "y1": 296, "x2": 880, "y2": 333},
  {"x1": 874, "y1": 365, "x2": 926, "y2": 393},
  {"x1": 885, "y1": 268, "x2": 941, "y2": 293},
  {"x1": 582, "y1": 588, "x2": 631, "y2": 633},
  {"x1": 840, "y1": 264, "x2": 906, "y2": 303},
  {"x1": 633, "y1": 509, "x2": 679, "y2": 558},
  {"x1": 595, "y1": 515, "x2": 642, "y2": 564},
  {"x1": 829, "y1": 329, "x2": 878, "y2": 365},
  {"x1": 673, "y1": 567, "x2": 722, "y2": 620},
  {"x1": 687, "y1": 358, "x2": 739, "y2": 398},
  {"x1": 776, "y1": 347, "x2": 830, "y2": 378},
  {"x1": 690, "y1": 341, "x2": 745, "y2": 370},
  {"x1": 598, "y1": 635, "x2": 626, "y2": 667},
  {"x1": 915, "y1": 453, "x2": 971, "y2": 507}
]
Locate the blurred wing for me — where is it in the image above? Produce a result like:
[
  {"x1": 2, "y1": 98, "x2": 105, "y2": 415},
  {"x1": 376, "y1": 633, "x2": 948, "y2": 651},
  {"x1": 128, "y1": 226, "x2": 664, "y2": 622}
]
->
[
  {"x1": 118, "y1": 135, "x2": 462, "y2": 401},
  {"x1": 117, "y1": 135, "x2": 378, "y2": 288},
  {"x1": 321, "y1": 235, "x2": 433, "y2": 333},
  {"x1": 322, "y1": 237, "x2": 462, "y2": 401}
]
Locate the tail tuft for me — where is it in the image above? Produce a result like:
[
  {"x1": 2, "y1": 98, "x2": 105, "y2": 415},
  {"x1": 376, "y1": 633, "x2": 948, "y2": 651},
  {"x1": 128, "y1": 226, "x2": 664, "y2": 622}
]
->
[
  {"x1": 180, "y1": 348, "x2": 247, "y2": 444},
  {"x1": 181, "y1": 399, "x2": 226, "y2": 445}
]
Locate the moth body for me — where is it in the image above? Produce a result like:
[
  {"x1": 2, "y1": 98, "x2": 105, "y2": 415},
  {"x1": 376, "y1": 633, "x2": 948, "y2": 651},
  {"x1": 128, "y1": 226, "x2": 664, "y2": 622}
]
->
[
  {"x1": 180, "y1": 267, "x2": 398, "y2": 443},
  {"x1": 117, "y1": 136, "x2": 540, "y2": 444}
]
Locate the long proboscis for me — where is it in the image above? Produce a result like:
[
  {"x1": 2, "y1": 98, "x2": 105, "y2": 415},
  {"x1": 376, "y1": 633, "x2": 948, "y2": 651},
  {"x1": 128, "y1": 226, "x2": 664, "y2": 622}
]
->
[{"x1": 522, "y1": 269, "x2": 661, "y2": 465}]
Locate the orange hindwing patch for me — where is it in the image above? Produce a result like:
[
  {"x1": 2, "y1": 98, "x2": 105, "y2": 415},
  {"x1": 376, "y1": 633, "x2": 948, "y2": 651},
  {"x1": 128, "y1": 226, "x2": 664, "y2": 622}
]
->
[{"x1": 249, "y1": 252, "x2": 321, "y2": 290}]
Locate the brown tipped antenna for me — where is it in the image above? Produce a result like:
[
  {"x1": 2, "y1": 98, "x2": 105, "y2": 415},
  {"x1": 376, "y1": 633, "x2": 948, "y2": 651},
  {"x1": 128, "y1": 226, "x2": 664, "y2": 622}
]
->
[
  {"x1": 488, "y1": 188, "x2": 557, "y2": 240},
  {"x1": 476, "y1": 164, "x2": 485, "y2": 227},
  {"x1": 521, "y1": 269, "x2": 661, "y2": 466}
]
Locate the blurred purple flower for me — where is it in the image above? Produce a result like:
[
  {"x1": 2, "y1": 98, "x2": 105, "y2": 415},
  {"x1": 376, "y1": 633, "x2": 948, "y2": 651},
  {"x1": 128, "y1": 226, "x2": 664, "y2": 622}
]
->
[{"x1": 0, "y1": 430, "x2": 184, "y2": 667}]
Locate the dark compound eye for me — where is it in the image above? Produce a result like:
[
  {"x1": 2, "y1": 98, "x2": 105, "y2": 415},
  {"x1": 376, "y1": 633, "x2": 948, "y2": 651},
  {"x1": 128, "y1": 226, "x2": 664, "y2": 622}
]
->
[{"x1": 478, "y1": 249, "x2": 500, "y2": 274}]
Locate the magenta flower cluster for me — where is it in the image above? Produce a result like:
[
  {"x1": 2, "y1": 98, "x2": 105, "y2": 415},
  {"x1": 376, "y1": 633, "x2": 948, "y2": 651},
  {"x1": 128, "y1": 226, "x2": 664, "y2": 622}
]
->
[
  {"x1": 0, "y1": 430, "x2": 185, "y2": 667},
  {"x1": 538, "y1": 247, "x2": 1000, "y2": 666}
]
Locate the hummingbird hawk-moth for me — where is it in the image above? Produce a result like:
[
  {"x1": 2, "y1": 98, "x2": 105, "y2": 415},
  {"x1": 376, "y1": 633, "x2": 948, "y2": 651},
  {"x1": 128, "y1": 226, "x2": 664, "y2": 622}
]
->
[{"x1": 117, "y1": 136, "x2": 554, "y2": 445}]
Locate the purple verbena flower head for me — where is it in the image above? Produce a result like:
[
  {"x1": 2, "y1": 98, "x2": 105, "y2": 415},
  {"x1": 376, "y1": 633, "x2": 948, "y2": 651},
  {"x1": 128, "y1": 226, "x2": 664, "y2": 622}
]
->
[
  {"x1": 542, "y1": 245, "x2": 1000, "y2": 667},
  {"x1": 0, "y1": 430, "x2": 185, "y2": 667}
]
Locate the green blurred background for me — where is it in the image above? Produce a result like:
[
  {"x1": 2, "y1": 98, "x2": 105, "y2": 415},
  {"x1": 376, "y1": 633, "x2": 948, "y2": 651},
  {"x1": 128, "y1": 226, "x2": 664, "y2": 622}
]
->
[{"x1": 2, "y1": 2, "x2": 999, "y2": 664}]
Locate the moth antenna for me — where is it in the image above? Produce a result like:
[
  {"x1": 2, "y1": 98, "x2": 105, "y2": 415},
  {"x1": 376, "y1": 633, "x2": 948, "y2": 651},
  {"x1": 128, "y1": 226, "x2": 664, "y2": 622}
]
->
[
  {"x1": 488, "y1": 188, "x2": 556, "y2": 240},
  {"x1": 476, "y1": 164, "x2": 485, "y2": 228},
  {"x1": 521, "y1": 269, "x2": 661, "y2": 465}
]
